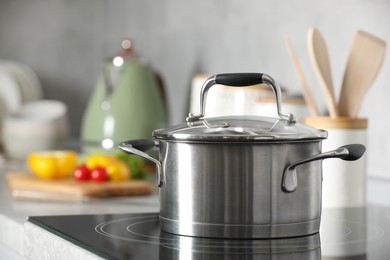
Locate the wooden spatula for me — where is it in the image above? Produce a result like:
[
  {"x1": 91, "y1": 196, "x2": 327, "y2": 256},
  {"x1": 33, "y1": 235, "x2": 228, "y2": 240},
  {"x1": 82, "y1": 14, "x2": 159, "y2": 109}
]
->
[
  {"x1": 285, "y1": 36, "x2": 320, "y2": 116},
  {"x1": 308, "y1": 28, "x2": 339, "y2": 117},
  {"x1": 338, "y1": 30, "x2": 386, "y2": 118}
]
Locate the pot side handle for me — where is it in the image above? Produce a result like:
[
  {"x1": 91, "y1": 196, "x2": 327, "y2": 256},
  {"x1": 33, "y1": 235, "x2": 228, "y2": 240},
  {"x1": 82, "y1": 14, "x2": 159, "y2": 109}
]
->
[
  {"x1": 118, "y1": 140, "x2": 165, "y2": 187},
  {"x1": 281, "y1": 144, "x2": 366, "y2": 193}
]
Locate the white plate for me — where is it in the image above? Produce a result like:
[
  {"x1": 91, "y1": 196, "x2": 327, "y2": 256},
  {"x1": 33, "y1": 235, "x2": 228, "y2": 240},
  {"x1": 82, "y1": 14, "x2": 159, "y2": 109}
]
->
[
  {"x1": 15, "y1": 61, "x2": 43, "y2": 101},
  {"x1": 3, "y1": 62, "x2": 29, "y2": 103},
  {"x1": 0, "y1": 94, "x2": 7, "y2": 124},
  {"x1": 2, "y1": 61, "x2": 42, "y2": 103},
  {"x1": 0, "y1": 64, "x2": 22, "y2": 113}
]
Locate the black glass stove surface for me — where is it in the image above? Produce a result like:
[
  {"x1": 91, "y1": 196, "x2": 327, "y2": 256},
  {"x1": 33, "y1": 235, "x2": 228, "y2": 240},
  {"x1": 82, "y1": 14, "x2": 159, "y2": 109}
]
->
[{"x1": 28, "y1": 206, "x2": 390, "y2": 260}]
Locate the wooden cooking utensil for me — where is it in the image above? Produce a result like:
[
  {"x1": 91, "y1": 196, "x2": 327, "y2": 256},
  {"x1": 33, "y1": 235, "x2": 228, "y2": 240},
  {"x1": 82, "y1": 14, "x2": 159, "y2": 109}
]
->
[
  {"x1": 307, "y1": 28, "x2": 339, "y2": 117},
  {"x1": 338, "y1": 30, "x2": 386, "y2": 118},
  {"x1": 285, "y1": 36, "x2": 320, "y2": 116}
]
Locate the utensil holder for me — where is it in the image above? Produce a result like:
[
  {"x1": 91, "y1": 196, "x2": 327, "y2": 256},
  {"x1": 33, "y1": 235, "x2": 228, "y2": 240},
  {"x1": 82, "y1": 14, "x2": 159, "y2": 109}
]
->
[{"x1": 305, "y1": 117, "x2": 368, "y2": 208}]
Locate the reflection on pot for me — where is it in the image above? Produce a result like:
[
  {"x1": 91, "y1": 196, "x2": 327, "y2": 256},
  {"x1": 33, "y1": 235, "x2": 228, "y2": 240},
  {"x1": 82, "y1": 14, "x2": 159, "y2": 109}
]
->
[{"x1": 159, "y1": 231, "x2": 321, "y2": 260}]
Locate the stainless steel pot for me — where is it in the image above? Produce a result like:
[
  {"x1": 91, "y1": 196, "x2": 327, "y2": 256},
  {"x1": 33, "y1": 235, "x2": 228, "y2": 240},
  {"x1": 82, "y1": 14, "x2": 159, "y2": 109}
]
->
[{"x1": 119, "y1": 73, "x2": 365, "y2": 239}]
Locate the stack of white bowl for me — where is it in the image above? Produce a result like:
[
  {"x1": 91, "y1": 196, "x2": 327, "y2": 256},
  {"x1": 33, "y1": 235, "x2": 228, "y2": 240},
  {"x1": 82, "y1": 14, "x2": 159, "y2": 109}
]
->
[{"x1": 0, "y1": 60, "x2": 69, "y2": 159}]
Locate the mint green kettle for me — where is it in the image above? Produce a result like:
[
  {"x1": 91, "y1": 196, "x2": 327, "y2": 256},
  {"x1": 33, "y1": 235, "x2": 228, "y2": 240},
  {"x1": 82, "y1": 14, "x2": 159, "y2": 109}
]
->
[{"x1": 81, "y1": 40, "x2": 167, "y2": 153}]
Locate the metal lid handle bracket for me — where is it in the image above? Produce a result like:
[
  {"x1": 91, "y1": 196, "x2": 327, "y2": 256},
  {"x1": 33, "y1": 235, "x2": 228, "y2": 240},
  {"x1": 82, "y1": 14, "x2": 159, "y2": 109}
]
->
[{"x1": 186, "y1": 73, "x2": 295, "y2": 126}]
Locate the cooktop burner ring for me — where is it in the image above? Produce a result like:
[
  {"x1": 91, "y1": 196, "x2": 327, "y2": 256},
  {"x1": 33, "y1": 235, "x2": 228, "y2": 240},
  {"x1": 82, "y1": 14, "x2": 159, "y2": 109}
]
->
[
  {"x1": 320, "y1": 218, "x2": 385, "y2": 246},
  {"x1": 126, "y1": 218, "x2": 168, "y2": 240},
  {"x1": 95, "y1": 215, "x2": 161, "y2": 245},
  {"x1": 27, "y1": 206, "x2": 390, "y2": 259},
  {"x1": 95, "y1": 214, "x2": 322, "y2": 254}
]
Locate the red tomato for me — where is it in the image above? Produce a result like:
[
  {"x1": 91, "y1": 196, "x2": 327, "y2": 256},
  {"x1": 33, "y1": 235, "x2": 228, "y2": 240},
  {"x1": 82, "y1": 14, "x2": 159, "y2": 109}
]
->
[
  {"x1": 91, "y1": 167, "x2": 109, "y2": 182},
  {"x1": 73, "y1": 164, "x2": 91, "y2": 182}
]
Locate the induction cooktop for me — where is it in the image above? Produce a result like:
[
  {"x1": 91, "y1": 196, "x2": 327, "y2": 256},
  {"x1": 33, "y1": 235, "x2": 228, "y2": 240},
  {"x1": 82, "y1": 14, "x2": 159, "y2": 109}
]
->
[{"x1": 28, "y1": 206, "x2": 390, "y2": 260}]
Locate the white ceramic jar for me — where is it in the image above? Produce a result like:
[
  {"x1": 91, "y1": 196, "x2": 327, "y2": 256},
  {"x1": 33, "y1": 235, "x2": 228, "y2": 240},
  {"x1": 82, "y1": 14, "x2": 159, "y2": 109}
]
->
[{"x1": 305, "y1": 117, "x2": 368, "y2": 208}]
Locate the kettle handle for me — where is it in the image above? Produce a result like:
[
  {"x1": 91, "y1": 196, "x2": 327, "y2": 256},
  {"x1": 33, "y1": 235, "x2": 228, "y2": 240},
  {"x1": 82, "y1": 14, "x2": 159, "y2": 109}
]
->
[
  {"x1": 118, "y1": 140, "x2": 165, "y2": 187},
  {"x1": 186, "y1": 73, "x2": 295, "y2": 125}
]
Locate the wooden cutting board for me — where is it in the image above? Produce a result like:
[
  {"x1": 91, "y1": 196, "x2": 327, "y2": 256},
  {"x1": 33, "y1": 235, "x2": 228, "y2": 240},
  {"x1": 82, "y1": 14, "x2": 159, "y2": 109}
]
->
[{"x1": 6, "y1": 172, "x2": 154, "y2": 202}]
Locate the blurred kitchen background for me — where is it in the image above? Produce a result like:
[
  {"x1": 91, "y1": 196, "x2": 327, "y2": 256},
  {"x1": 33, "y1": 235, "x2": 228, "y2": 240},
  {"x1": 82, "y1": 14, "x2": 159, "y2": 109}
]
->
[{"x1": 0, "y1": 0, "x2": 389, "y2": 201}]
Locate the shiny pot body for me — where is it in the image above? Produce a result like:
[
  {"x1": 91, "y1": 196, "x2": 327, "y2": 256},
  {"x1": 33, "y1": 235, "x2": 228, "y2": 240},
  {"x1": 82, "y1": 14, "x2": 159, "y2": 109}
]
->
[
  {"x1": 158, "y1": 140, "x2": 323, "y2": 239},
  {"x1": 119, "y1": 73, "x2": 365, "y2": 239}
]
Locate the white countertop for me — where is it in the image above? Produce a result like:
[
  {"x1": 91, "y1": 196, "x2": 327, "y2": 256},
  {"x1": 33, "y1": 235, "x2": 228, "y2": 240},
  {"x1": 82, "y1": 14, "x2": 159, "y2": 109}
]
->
[{"x1": 0, "y1": 162, "x2": 160, "y2": 259}]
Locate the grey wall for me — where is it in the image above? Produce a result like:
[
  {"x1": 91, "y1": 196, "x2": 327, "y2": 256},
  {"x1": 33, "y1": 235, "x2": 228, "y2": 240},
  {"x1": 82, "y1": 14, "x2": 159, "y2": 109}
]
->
[{"x1": 0, "y1": 0, "x2": 389, "y2": 177}]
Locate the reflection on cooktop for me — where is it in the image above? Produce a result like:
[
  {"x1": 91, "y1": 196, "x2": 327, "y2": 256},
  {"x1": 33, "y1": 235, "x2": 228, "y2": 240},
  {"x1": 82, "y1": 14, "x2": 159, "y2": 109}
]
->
[
  {"x1": 28, "y1": 207, "x2": 390, "y2": 260},
  {"x1": 95, "y1": 214, "x2": 321, "y2": 255}
]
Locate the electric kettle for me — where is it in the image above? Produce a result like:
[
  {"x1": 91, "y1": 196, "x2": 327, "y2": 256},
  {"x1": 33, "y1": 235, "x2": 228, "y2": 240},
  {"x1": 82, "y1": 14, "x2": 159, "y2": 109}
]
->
[{"x1": 81, "y1": 39, "x2": 167, "y2": 152}]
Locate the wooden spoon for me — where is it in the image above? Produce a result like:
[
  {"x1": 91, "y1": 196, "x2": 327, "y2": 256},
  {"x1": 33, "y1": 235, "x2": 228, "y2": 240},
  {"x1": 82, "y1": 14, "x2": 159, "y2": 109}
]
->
[
  {"x1": 338, "y1": 30, "x2": 386, "y2": 118},
  {"x1": 307, "y1": 28, "x2": 339, "y2": 117},
  {"x1": 285, "y1": 36, "x2": 320, "y2": 116}
]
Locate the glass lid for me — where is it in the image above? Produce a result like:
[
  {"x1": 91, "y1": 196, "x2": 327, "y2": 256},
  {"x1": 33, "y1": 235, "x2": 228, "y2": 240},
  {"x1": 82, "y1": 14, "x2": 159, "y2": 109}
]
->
[
  {"x1": 153, "y1": 115, "x2": 327, "y2": 142},
  {"x1": 154, "y1": 73, "x2": 327, "y2": 142}
]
